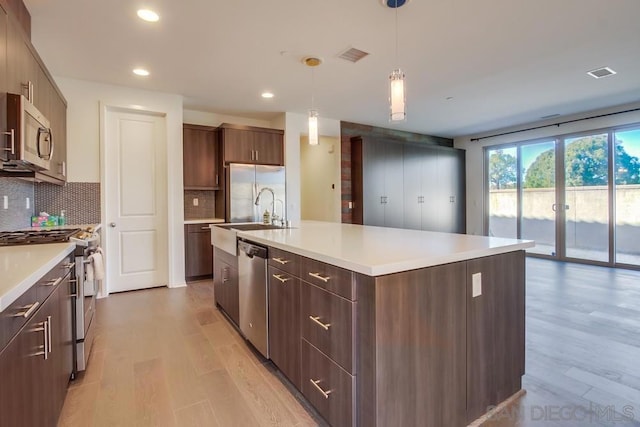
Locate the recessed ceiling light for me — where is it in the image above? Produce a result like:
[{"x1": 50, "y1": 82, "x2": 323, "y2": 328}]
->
[
  {"x1": 261, "y1": 92, "x2": 274, "y2": 99},
  {"x1": 587, "y1": 67, "x2": 616, "y2": 79},
  {"x1": 137, "y1": 9, "x2": 159, "y2": 22},
  {"x1": 133, "y1": 68, "x2": 150, "y2": 76}
]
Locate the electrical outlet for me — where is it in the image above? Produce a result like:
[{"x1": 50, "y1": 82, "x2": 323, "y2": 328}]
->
[
  {"x1": 26, "y1": 197, "x2": 30, "y2": 209},
  {"x1": 348, "y1": 201, "x2": 353, "y2": 209},
  {"x1": 2, "y1": 195, "x2": 7, "y2": 210},
  {"x1": 472, "y1": 273, "x2": 482, "y2": 297},
  {"x1": 193, "y1": 198, "x2": 199, "y2": 207}
]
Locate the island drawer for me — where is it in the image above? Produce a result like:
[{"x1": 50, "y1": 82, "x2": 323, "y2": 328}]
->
[
  {"x1": 0, "y1": 255, "x2": 73, "y2": 351},
  {"x1": 301, "y1": 339, "x2": 355, "y2": 427},
  {"x1": 268, "y1": 247, "x2": 300, "y2": 276},
  {"x1": 301, "y1": 281, "x2": 355, "y2": 374},
  {"x1": 300, "y1": 257, "x2": 355, "y2": 301}
]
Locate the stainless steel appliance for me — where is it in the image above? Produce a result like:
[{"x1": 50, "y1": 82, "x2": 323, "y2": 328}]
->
[
  {"x1": 0, "y1": 226, "x2": 101, "y2": 374},
  {"x1": 1, "y1": 93, "x2": 54, "y2": 171},
  {"x1": 229, "y1": 164, "x2": 286, "y2": 223},
  {"x1": 73, "y1": 233, "x2": 100, "y2": 372},
  {"x1": 237, "y1": 239, "x2": 269, "y2": 358}
]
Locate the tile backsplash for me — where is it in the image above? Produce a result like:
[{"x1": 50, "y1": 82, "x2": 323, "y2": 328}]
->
[
  {"x1": 184, "y1": 190, "x2": 216, "y2": 219},
  {"x1": 0, "y1": 178, "x2": 35, "y2": 230},
  {"x1": 35, "y1": 182, "x2": 101, "y2": 225}
]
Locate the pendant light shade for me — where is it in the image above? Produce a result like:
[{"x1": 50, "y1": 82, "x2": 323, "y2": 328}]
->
[
  {"x1": 308, "y1": 110, "x2": 319, "y2": 145},
  {"x1": 389, "y1": 69, "x2": 406, "y2": 122},
  {"x1": 303, "y1": 56, "x2": 322, "y2": 146}
]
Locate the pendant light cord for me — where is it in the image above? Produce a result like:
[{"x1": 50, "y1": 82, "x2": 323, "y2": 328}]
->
[
  {"x1": 311, "y1": 67, "x2": 315, "y2": 110},
  {"x1": 394, "y1": 0, "x2": 399, "y2": 66}
]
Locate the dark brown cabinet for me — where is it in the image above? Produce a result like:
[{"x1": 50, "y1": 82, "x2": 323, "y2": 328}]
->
[
  {"x1": 213, "y1": 247, "x2": 239, "y2": 326},
  {"x1": 466, "y1": 251, "x2": 525, "y2": 423},
  {"x1": 1, "y1": 4, "x2": 7, "y2": 162},
  {"x1": 183, "y1": 124, "x2": 219, "y2": 190},
  {"x1": 2, "y1": 5, "x2": 67, "y2": 184},
  {"x1": 185, "y1": 223, "x2": 214, "y2": 280},
  {"x1": 218, "y1": 123, "x2": 284, "y2": 166},
  {"x1": 0, "y1": 259, "x2": 73, "y2": 427},
  {"x1": 268, "y1": 265, "x2": 301, "y2": 389}
]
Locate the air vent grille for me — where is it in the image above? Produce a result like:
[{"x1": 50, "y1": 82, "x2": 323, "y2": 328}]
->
[
  {"x1": 338, "y1": 47, "x2": 369, "y2": 63},
  {"x1": 587, "y1": 67, "x2": 617, "y2": 79}
]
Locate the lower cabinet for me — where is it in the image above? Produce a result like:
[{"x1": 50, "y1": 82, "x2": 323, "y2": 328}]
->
[
  {"x1": 268, "y1": 266, "x2": 301, "y2": 389},
  {"x1": 301, "y1": 340, "x2": 356, "y2": 427},
  {"x1": 185, "y1": 224, "x2": 215, "y2": 280},
  {"x1": 260, "y1": 247, "x2": 525, "y2": 427},
  {"x1": 0, "y1": 268, "x2": 73, "y2": 427},
  {"x1": 213, "y1": 247, "x2": 239, "y2": 326}
]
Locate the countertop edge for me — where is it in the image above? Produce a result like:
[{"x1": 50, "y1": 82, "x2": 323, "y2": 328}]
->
[
  {"x1": 0, "y1": 243, "x2": 76, "y2": 312},
  {"x1": 235, "y1": 230, "x2": 534, "y2": 276},
  {"x1": 184, "y1": 218, "x2": 225, "y2": 225}
]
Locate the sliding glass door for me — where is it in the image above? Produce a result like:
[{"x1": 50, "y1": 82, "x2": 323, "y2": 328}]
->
[
  {"x1": 485, "y1": 125, "x2": 640, "y2": 269},
  {"x1": 521, "y1": 140, "x2": 556, "y2": 256},
  {"x1": 614, "y1": 128, "x2": 640, "y2": 266},
  {"x1": 563, "y1": 133, "x2": 609, "y2": 262}
]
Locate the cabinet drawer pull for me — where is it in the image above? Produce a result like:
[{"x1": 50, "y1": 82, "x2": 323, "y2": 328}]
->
[
  {"x1": 62, "y1": 262, "x2": 75, "y2": 269},
  {"x1": 308, "y1": 272, "x2": 330, "y2": 282},
  {"x1": 272, "y1": 257, "x2": 291, "y2": 265},
  {"x1": 47, "y1": 315, "x2": 52, "y2": 353},
  {"x1": 201, "y1": 226, "x2": 211, "y2": 230},
  {"x1": 309, "y1": 316, "x2": 331, "y2": 330},
  {"x1": 272, "y1": 274, "x2": 291, "y2": 283},
  {"x1": 16, "y1": 301, "x2": 40, "y2": 318},
  {"x1": 2, "y1": 129, "x2": 15, "y2": 154},
  {"x1": 43, "y1": 277, "x2": 63, "y2": 287},
  {"x1": 310, "y1": 379, "x2": 332, "y2": 399},
  {"x1": 43, "y1": 320, "x2": 48, "y2": 360}
]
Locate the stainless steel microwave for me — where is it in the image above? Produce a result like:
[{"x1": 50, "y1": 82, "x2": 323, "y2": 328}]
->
[{"x1": 1, "y1": 94, "x2": 53, "y2": 171}]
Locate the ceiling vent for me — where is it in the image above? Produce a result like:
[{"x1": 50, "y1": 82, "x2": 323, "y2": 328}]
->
[
  {"x1": 338, "y1": 47, "x2": 369, "y2": 63},
  {"x1": 587, "y1": 67, "x2": 617, "y2": 79}
]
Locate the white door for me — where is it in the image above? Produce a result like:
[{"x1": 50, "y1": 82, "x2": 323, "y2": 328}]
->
[{"x1": 103, "y1": 107, "x2": 168, "y2": 293}]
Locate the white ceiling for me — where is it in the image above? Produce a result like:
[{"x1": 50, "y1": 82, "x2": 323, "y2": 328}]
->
[{"x1": 23, "y1": 0, "x2": 640, "y2": 138}]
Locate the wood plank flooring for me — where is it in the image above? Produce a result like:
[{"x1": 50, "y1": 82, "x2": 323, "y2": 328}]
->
[
  {"x1": 58, "y1": 280, "x2": 324, "y2": 427},
  {"x1": 58, "y1": 258, "x2": 640, "y2": 426}
]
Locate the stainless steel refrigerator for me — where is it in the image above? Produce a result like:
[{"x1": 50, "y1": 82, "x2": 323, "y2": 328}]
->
[{"x1": 228, "y1": 164, "x2": 286, "y2": 223}]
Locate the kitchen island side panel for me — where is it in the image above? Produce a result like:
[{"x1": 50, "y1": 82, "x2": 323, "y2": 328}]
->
[
  {"x1": 466, "y1": 250, "x2": 526, "y2": 423},
  {"x1": 357, "y1": 262, "x2": 468, "y2": 427}
]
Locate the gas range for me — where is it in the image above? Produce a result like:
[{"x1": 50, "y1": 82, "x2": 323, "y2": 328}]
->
[{"x1": 0, "y1": 227, "x2": 98, "y2": 247}]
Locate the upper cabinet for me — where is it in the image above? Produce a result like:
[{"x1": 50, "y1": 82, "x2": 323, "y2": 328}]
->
[
  {"x1": 183, "y1": 124, "x2": 219, "y2": 190},
  {"x1": 1, "y1": 5, "x2": 7, "y2": 161},
  {"x1": 218, "y1": 123, "x2": 284, "y2": 166},
  {"x1": 2, "y1": 3, "x2": 67, "y2": 184}
]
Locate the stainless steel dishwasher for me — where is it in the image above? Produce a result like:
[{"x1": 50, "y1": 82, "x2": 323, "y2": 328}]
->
[{"x1": 237, "y1": 239, "x2": 269, "y2": 358}]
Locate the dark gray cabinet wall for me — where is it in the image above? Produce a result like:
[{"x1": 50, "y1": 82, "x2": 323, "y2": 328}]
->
[
  {"x1": 361, "y1": 137, "x2": 404, "y2": 228},
  {"x1": 353, "y1": 137, "x2": 466, "y2": 234},
  {"x1": 1, "y1": 4, "x2": 7, "y2": 162}
]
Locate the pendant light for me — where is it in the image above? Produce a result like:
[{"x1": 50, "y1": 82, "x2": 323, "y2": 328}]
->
[
  {"x1": 303, "y1": 56, "x2": 322, "y2": 145},
  {"x1": 388, "y1": 0, "x2": 406, "y2": 122}
]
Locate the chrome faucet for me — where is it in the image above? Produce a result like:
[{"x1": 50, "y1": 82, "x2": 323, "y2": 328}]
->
[{"x1": 255, "y1": 187, "x2": 275, "y2": 223}]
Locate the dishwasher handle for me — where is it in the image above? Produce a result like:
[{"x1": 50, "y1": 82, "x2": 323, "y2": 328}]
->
[{"x1": 238, "y1": 240, "x2": 268, "y2": 259}]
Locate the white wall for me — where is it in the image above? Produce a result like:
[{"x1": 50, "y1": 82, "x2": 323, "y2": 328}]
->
[
  {"x1": 454, "y1": 102, "x2": 640, "y2": 236},
  {"x1": 183, "y1": 109, "x2": 276, "y2": 128},
  {"x1": 283, "y1": 113, "x2": 341, "y2": 224},
  {"x1": 300, "y1": 136, "x2": 341, "y2": 222},
  {"x1": 54, "y1": 77, "x2": 186, "y2": 288}
]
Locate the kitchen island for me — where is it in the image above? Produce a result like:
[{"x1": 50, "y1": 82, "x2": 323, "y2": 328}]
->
[{"x1": 213, "y1": 221, "x2": 534, "y2": 427}]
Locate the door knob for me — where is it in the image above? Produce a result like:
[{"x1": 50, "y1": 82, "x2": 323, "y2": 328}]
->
[{"x1": 109, "y1": 222, "x2": 116, "y2": 228}]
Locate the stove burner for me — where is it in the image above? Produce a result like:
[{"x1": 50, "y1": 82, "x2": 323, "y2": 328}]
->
[{"x1": 0, "y1": 228, "x2": 82, "y2": 246}]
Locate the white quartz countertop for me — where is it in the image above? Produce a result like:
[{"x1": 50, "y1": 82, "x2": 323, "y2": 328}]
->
[
  {"x1": 184, "y1": 218, "x2": 225, "y2": 225},
  {"x1": 0, "y1": 243, "x2": 76, "y2": 311},
  {"x1": 236, "y1": 221, "x2": 534, "y2": 276}
]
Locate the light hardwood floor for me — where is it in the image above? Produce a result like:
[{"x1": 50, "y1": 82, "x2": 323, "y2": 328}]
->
[
  {"x1": 58, "y1": 259, "x2": 640, "y2": 426},
  {"x1": 58, "y1": 280, "x2": 324, "y2": 427}
]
